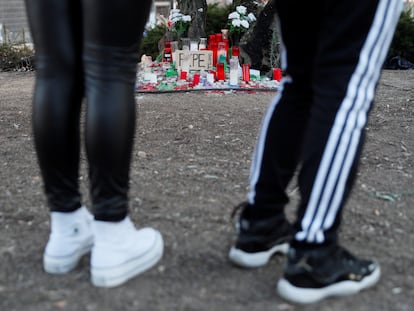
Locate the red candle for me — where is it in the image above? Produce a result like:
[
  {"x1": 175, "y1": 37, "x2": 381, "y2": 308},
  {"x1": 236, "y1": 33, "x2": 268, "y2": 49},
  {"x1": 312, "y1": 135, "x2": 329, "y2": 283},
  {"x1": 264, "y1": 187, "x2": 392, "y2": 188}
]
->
[
  {"x1": 163, "y1": 47, "x2": 172, "y2": 62},
  {"x1": 232, "y1": 46, "x2": 239, "y2": 58},
  {"x1": 217, "y1": 42, "x2": 227, "y2": 64},
  {"x1": 208, "y1": 34, "x2": 216, "y2": 50},
  {"x1": 273, "y1": 68, "x2": 282, "y2": 81},
  {"x1": 242, "y1": 64, "x2": 250, "y2": 82},
  {"x1": 223, "y1": 38, "x2": 229, "y2": 62},
  {"x1": 217, "y1": 63, "x2": 225, "y2": 81},
  {"x1": 180, "y1": 71, "x2": 187, "y2": 80},
  {"x1": 211, "y1": 42, "x2": 218, "y2": 66},
  {"x1": 192, "y1": 73, "x2": 200, "y2": 86}
]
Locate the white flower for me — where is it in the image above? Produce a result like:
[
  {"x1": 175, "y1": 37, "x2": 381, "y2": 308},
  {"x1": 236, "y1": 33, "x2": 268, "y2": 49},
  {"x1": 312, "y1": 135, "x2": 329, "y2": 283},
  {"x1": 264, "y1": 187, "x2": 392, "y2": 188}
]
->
[
  {"x1": 240, "y1": 20, "x2": 250, "y2": 29},
  {"x1": 182, "y1": 15, "x2": 192, "y2": 22},
  {"x1": 169, "y1": 9, "x2": 191, "y2": 24},
  {"x1": 236, "y1": 5, "x2": 247, "y2": 15},
  {"x1": 232, "y1": 19, "x2": 241, "y2": 27},
  {"x1": 228, "y1": 12, "x2": 240, "y2": 19},
  {"x1": 227, "y1": 5, "x2": 255, "y2": 34},
  {"x1": 168, "y1": 8, "x2": 191, "y2": 35},
  {"x1": 171, "y1": 16, "x2": 181, "y2": 23},
  {"x1": 247, "y1": 13, "x2": 256, "y2": 22},
  {"x1": 170, "y1": 12, "x2": 181, "y2": 20}
]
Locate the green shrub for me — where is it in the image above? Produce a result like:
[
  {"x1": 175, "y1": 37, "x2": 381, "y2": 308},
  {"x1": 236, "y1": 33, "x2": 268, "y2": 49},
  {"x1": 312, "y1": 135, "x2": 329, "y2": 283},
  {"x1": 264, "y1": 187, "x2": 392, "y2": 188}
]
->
[
  {"x1": 0, "y1": 43, "x2": 34, "y2": 72},
  {"x1": 387, "y1": 10, "x2": 414, "y2": 63},
  {"x1": 205, "y1": 3, "x2": 232, "y2": 36},
  {"x1": 139, "y1": 24, "x2": 167, "y2": 60}
]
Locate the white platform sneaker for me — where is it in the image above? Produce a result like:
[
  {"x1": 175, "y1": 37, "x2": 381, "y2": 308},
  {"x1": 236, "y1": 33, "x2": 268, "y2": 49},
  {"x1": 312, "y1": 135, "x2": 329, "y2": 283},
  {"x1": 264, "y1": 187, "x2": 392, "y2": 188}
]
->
[
  {"x1": 91, "y1": 216, "x2": 163, "y2": 288},
  {"x1": 43, "y1": 206, "x2": 94, "y2": 274}
]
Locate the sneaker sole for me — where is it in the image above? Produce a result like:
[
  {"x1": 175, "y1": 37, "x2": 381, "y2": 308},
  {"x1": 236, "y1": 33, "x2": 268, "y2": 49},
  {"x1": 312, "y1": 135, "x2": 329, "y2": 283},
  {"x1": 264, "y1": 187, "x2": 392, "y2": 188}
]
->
[
  {"x1": 91, "y1": 231, "x2": 163, "y2": 288},
  {"x1": 229, "y1": 242, "x2": 289, "y2": 268},
  {"x1": 277, "y1": 264, "x2": 381, "y2": 304},
  {"x1": 43, "y1": 242, "x2": 93, "y2": 274}
]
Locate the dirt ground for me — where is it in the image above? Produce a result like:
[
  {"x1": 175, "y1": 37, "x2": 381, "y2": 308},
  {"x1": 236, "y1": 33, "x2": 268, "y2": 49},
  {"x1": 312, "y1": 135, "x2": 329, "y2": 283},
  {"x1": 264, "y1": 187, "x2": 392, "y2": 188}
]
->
[{"x1": 0, "y1": 70, "x2": 413, "y2": 311}]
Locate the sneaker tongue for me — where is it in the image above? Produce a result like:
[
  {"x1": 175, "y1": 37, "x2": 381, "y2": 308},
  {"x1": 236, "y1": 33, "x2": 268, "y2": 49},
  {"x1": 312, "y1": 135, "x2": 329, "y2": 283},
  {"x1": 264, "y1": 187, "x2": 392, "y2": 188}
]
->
[
  {"x1": 291, "y1": 243, "x2": 339, "y2": 261},
  {"x1": 93, "y1": 217, "x2": 135, "y2": 242}
]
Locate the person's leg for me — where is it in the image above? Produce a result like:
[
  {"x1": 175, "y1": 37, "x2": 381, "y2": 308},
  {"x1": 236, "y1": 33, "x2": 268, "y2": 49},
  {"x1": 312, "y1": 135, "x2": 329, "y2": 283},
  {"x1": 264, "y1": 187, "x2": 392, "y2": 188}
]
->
[
  {"x1": 25, "y1": 0, "x2": 93, "y2": 274},
  {"x1": 277, "y1": 0, "x2": 403, "y2": 304},
  {"x1": 25, "y1": 0, "x2": 83, "y2": 212},
  {"x1": 82, "y1": 0, "x2": 149, "y2": 222},
  {"x1": 81, "y1": 0, "x2": 163, "y2": 287},
  {"x1": 229, "y1": 1, "x2": 320, "y2": 268}
]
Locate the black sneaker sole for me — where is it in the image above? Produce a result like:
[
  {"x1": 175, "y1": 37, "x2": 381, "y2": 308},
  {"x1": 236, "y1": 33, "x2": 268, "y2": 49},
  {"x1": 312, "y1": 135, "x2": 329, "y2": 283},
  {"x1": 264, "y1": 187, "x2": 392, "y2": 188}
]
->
[
  {"x1": 277, "y1": 263, "x2": 381, "y2": 304},
  {"x1": 229, "y1": 242, "x2": 289, "y2": 268}
]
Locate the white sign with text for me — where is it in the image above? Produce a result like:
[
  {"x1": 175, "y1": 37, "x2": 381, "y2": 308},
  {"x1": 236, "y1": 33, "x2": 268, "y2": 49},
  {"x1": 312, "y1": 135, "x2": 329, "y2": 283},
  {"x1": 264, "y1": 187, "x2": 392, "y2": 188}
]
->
[{"x1": 174, "y1": 50, "x2": 213, "y2": 71}]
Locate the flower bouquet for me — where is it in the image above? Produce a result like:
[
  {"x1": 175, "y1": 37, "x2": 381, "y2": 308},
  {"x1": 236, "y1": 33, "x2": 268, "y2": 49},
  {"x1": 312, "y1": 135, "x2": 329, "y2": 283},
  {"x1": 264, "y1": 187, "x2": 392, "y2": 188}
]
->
[
  {"x1": 227, "y1": 5, "x2": 256, "y2": 45},
  {"x1": 168, "y1": 9, "x2": 192, "y2": 39}
]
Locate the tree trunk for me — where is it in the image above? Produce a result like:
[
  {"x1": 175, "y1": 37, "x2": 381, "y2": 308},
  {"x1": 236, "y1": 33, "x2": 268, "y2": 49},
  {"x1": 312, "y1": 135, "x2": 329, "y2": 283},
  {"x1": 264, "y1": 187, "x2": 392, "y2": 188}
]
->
[
  {"x1": 177, "y1": 0, "x2": 207, "y2": 39},
  {"x1": 239, "y1": 0, "x2": 279, "y2": 73},
  {"x1": 233, "y1": 0, "x2": 258, "y2": 16}
]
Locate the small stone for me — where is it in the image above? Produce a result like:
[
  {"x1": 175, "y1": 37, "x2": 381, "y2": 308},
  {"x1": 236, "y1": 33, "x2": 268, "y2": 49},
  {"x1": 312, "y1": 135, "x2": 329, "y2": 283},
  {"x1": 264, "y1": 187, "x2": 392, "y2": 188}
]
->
[{"x1": 137, "y1": 151, "x2": 147, "y2": 158}]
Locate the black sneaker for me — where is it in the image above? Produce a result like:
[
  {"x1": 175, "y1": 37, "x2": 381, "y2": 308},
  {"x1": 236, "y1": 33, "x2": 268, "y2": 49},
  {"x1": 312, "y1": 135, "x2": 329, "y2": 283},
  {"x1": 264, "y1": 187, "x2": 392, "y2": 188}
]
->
[
  {"x1": 277, "y1": 245, "x2": 381, "y2": 304},
  {"x1": 228, "y1": 202, "x2": 293, "y2": 268}
]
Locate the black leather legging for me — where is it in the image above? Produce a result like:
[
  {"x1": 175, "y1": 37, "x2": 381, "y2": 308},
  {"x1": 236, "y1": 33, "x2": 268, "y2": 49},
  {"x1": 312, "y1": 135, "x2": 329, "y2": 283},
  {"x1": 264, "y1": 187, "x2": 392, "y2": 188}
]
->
[{"x1": 25, "y1": 0, "x2": 152, "y2": 221}]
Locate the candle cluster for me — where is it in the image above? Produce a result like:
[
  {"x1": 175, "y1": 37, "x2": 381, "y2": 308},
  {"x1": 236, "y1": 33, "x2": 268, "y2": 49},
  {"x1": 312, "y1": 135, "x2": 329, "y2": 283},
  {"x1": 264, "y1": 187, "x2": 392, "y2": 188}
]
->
[{"x1": 137, "y1": 33, "x2": 283, "y2": 93}]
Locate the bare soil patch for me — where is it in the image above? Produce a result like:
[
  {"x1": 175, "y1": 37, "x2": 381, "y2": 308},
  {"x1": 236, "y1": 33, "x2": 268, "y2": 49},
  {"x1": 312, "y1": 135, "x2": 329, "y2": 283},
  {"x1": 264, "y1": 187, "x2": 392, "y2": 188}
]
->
[{"x1": 0, "y1": 70, "x2": 413, "y2": 311}]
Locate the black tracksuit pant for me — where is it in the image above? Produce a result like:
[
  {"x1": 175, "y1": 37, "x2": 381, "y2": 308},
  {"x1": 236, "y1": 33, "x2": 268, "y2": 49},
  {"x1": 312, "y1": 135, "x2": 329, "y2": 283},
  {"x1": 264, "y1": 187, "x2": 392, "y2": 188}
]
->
[
  {"x1": 25, "y1": 0, "x2": 152, "y2": 221},
  {"x1": 248, "y1": 0, "x2": 402, "y2": 246}
]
